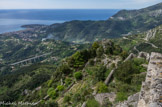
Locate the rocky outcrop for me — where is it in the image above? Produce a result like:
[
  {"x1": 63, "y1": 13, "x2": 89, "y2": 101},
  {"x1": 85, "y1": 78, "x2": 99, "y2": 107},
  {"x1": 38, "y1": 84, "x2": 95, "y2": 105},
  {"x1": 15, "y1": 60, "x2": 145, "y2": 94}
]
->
[
  {"x1": 138, "y1": 52, "x2": 150, "y2": 61},
  {"x1": 149, "y1": 9, "x2": 162, "y2": 17},
  {"x1": 116, "y1": 93, "x2": 140, "y2": 107},
  {"x1": 124, "y1": 53, "x2": 136, "y2": 62},
  {"x1": 144, "y1": 29, "x2": 157, "y2": 41},
  {"x1": 81, "y1": 102, "x2": 86, "y2": 107},
  {"x1": 138, "y1": 52, "x2": 162, "y2": 107},
  {"x1": 95, "y1": 92, "x2": 116, "y2": 105}
]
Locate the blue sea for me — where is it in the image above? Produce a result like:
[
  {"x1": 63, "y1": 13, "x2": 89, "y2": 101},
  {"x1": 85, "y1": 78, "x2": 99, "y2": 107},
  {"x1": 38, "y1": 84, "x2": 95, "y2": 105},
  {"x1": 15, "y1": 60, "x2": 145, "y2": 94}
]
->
[{"x1": 0, "y1": 9, "x2": 119, "y2": 34}]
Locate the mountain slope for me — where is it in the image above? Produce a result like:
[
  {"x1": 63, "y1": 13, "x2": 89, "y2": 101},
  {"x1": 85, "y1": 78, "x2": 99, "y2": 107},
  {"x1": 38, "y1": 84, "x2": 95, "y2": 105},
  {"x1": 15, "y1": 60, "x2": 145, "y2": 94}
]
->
[
  {"x1": 44, "y1": 2, "x2": 162, "y2": 43},
  {"x1": 0, "y1": 39, "x2": 149, "y2": 107},
  {"x1": 113, "y1": 24, "x2": 162, "y2": 54}
]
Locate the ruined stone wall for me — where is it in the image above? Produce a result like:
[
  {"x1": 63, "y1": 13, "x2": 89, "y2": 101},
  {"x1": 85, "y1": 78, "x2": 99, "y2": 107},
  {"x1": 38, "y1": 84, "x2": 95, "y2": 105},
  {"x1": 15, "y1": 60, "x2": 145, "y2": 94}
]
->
[{"x1": 138, "y1": 52, "x2": 162, "y2": 107}]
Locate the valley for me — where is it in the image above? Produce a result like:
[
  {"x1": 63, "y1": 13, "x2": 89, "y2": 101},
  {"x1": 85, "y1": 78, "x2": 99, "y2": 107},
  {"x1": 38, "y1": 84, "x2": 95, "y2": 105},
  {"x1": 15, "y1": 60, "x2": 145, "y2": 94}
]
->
[{"x1": 0, "y1": 2, "x2": 162, "y2": 107}]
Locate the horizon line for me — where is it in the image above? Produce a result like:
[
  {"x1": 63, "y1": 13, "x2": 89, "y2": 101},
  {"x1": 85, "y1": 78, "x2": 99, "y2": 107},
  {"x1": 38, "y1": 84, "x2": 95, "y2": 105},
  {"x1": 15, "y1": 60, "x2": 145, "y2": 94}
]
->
[{"x1": 0, "y1": 8, "x2": 134, "y2": 10}]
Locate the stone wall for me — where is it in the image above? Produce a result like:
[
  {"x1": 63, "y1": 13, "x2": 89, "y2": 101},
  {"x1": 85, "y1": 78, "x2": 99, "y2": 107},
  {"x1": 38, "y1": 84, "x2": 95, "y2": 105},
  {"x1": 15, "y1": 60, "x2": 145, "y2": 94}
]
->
[{"x1": 138, "y1": 52, "x2": 162, "y2": 107}]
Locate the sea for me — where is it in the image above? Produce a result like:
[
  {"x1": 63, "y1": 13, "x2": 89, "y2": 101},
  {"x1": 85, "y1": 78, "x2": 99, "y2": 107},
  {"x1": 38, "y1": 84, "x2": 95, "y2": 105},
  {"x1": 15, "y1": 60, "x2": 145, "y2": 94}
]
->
[{"x1": 0, "y1": 9, "x2": 119, "y2": 34}]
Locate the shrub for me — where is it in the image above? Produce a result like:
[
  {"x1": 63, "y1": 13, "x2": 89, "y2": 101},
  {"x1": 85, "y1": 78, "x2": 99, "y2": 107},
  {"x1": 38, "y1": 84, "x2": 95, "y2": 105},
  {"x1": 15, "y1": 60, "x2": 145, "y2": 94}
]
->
[
  {"x1": 114, "y1": 60, "x2": 137, "y2": 84},
  {"x1": 57, "y1": 85, "x2": 64, "y2": 91},
  {"x1": 96, "y1": 46, "x2": 104, "y2": 57},
  {"x1": 86, "y1": 99, "x2": 100, "y2": 107},
  {"x1": 72, "y1": 93, "x2": 81, "y2": 104},
  {"x1": 114, "y1": 58, "x2": 146, "y2": 84},
  {"x1": 46, "y1": 100, "x2": 58, "y2": 107},
  {"x1": 105, "y1": 46, "x2": 113, "y2": 55},
  {"x1": 89, "y1": 49, "x2": 97, "y2": 58},
  {"x1": 74, "y1": 71, "x2": 83, "y2": 80},
  {"x1": 39, "y1": 100, "x2": 58, "y2": 107},
  {"x1": 68, "y1": 51, "x2": 85, "y2": 68},
  {"x1": 113, "y1": 45, "x2": 122, "y2": 55},
  {"x1": 116, "y1": 92, "x2": 127, "y2": 102},
  {"x1": 92, "y1": 42, "x2": 100, "y2": 50},
  {"x1": 47, "y1": 88, "x2": 57, "y2": 99},
  {"x1": 94, "y1": 65, "x2": 107, "y2": 81},
  {"x1": 47, "y1": 79, "x2": 53, "y2": 87},
  {"x1": 26, "y1": 73, "x2": 50, "y2": 89},
  {"x1": 65, "y1": 78, "x2": 72, "y2": 86},
  {"x1": 131, "y1": 73, "x2": 146, "y2": 85},
  {"x1": 133, "y1": 58, "x2": 146, "y2": 65},
  {"x1": 89, "y1": 59, "x2": 95, "y2": 66},
  {"x1": 120, "y1": 51, "x2": 128, "y2": 60},
  {"x1": 57, "y1": 64, "x2": 72, "y2": 75},
  {"x1": 80, "y1": 87, "x2": 93, "y2": 101},
  {"x1": 63, "y1": 95, "x2": 71, "y2": 103},
  {"x1": 97, "y1": 82, "x2": 108, "y2": 93}
]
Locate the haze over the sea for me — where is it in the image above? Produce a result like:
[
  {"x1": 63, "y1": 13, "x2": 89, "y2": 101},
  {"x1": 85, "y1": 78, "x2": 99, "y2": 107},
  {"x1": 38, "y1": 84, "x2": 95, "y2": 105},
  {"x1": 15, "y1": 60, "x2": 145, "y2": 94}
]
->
[{"x1": 0, "y1": 0, "x2": 161, "y2": 9}]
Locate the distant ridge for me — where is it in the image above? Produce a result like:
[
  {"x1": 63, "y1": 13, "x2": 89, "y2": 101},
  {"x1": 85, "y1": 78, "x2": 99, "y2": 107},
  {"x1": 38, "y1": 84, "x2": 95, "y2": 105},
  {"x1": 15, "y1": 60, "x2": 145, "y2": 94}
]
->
[{"x1": 45, "y1": 2, "x2": 162, "y2": 43}]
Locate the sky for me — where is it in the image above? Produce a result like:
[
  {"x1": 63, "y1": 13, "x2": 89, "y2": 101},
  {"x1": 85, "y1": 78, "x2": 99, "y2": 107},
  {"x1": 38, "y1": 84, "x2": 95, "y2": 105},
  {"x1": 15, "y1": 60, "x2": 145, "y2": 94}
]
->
[{"x1": 0, "y1": 0, "x2": 161, "y2": 9}]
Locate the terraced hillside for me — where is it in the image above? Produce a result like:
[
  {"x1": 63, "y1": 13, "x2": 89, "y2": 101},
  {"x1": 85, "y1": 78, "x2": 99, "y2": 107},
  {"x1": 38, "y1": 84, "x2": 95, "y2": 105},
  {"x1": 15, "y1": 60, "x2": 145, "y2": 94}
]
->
[{"x1": 113, "y1": 24, "x2": 162, "y2": 54}]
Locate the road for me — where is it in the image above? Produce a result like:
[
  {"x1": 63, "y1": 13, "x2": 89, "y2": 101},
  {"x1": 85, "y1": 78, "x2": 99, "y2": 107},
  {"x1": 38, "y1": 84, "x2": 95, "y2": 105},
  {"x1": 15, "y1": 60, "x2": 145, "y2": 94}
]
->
[{"x1": 10, "y1": 53, "x2": 51, "y2": 66}]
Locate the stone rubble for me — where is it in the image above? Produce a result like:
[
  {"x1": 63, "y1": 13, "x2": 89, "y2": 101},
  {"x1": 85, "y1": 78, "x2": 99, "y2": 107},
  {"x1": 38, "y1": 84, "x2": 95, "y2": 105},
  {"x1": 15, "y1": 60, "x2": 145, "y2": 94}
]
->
[
  {"x1": 95, "y1": 92, "x2": 116, "y2": 105},
  {"x1": 115, "y1": 93, "x2": 140, "y2": 107},
  {"x1": 138, "y1": 52, "x2": 150, "y2": 61}
]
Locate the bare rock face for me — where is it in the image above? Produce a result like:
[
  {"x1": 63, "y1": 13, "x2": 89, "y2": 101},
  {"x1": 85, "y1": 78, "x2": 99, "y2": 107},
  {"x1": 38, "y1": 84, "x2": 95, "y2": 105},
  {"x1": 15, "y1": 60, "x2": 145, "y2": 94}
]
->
[
  {"x1": 22, "y1": 89, "x2": 29, "y2": 96},
  {"x1": 149, "y1": 9, "x2": 162, "y2": 17},
  {"x1": 81, "y1": 102, "x2": 86, "y2": 107},
  {"x1": 138, "y1": 52, "x2": 162, "y2": 107},
  {"x1": 95, "y1": 92, "x2": 116, "y2": 105},
  {"x1": 124, "y1": 53, "x2": 136, "y2": 62},
  {"x1": 116, "y1": 93, "x2": 140, "y2": 107},
  {"x1": 144, "y1": 29, "x2": 157, "y2": 41},
  {"x1": 138, "y1": 52, "x2": 150, "y2": 61},
  {"x1": 101, "y1": 39, "x2": 113, "y2": 52}
]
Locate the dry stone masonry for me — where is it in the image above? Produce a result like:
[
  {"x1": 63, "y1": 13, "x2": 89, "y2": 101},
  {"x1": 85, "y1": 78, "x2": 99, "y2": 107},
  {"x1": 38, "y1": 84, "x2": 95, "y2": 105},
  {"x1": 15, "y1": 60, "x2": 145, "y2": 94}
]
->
[{"x1": 138, "y1": 52, "x2": 162, "y2": 107}]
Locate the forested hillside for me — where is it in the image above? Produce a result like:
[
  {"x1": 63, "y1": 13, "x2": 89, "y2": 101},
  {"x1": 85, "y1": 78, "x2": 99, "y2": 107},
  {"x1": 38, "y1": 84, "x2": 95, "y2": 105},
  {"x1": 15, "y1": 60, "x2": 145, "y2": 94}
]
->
[
  {"x1": 0, "y1": 2, "x2": 162, "y2": 107},
  {"x1": 44, "y1": 3, "x2": 162, "y2": 43}
]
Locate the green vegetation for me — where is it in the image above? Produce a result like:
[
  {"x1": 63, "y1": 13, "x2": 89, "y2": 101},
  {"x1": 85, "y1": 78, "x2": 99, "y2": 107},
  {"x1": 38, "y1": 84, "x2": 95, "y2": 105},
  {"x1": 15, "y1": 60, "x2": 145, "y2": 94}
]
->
[
  {"x1": 92, "y1": 41, "x2": 100, "y2": 50},
  {"x1": 63, "y1": 95, "x2": 71, "y2": 103},
  {"x1": 56, "y1": 64, "x2": 72, "y2": 75},
  {"x1": 86, "y1": 99, "x2": 101, "y2": 107},
  {"x1": 47, "y1": 88, "x2": 57, "y2": 99},
  {"x1": 114, "y1": 58, "x2": 146, "y2": 84},
  {"x1": 113, "y1": 25, "x2": 162, "y2": 54},
  {"x1": 112, "y1": 58, "x2": 147, "y2": 101},
  {"x1": 0, "y1": 35, "x2": 90, "y2": 66},
  {"x1": 42, "y1": 100, "x2": 58, "y2": 107},
  {"x1": 0, "y1": 3, "x2": 162, "y2": 106},
  {"x1": 116, "y1": 92, "x2": 128, "y2": 102},
  {"x1": 43, "y1": 3, "x2": 162, "y2": 43},
  {"x1": 57, "y1": 85, "x2": 64, "y2": 91},
  {"x1": 97, "y1": 82, "x2": 109, "y2": 93},
  {"x1": 0, "y1": 37, "x2": 149, "y2": 106},
  {"x1": 74, "y1": 71, "x2": 83, "y2": 80},
  {"x1": 68, "y1": 49, "x2": 93, "y2": 68}
]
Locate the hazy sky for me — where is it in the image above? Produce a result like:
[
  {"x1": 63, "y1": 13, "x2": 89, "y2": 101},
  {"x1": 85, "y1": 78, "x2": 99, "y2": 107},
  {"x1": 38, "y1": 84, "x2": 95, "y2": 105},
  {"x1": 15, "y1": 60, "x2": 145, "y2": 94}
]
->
[{"x1": 0, "y1": 0, "x2": 161, "y2": 9}]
